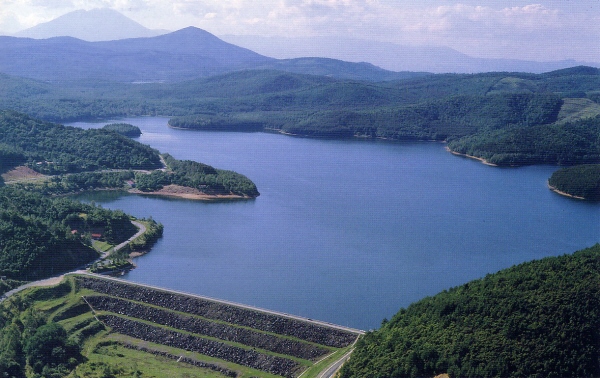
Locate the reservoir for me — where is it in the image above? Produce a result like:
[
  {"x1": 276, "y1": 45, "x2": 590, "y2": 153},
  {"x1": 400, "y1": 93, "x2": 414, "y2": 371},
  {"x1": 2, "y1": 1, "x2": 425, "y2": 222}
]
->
[{"x1": 69, "y1": 117, "x2": 600, "y2": 330}]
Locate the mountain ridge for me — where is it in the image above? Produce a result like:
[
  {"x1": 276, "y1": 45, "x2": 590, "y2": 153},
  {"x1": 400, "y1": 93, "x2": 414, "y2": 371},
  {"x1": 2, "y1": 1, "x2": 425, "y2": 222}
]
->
[
  {"x1": 14, "y1": 8, "x2": 168, "y2": 41},
  {"x1": 221, "y1": 34, "x2": 599, "y2": 74},
  {"x1": 0, "y1": 27, "x2": 417, "y2": 82}
]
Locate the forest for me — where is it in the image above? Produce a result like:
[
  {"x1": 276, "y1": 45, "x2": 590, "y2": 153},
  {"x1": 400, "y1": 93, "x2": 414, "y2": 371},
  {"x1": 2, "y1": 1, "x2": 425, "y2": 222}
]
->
[
  {"x1": 548, "y1": 164, "x2": 600, "y2": 200},
  {"x1": 1, "y1": 67, "x2": 599, "y2": 166},
  {"x1": 339, "y1": 244, "x2": 600, "y2": 378},
  {"x1": 0, "y1": 111, "x2": 161, "y2": 174},
  {"x1": 0, "y1": 186, "x2": 137, "y2": 280},
  {"x1": 0, "y1": 110, "x2": 260, "y2": 198},
  {"x1": 101, "y1": 123, "x2": 142, "y2": 137},
  {"x1": 447, "y1": 115, "x2": 600, "y2": 166}
]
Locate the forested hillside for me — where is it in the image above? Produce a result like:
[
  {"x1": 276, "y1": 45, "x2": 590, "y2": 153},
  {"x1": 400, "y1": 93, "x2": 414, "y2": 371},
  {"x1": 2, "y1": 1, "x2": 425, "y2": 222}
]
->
[
  {"x1": 447, "y1": 115, "x2": 600, "y2": 166},
  {"x1": 1, "y1": 66, "x2": 598, "y2": 165},
  {"x1": 548, "y1": 164, "x2": 600, "y2": 200},
  {"x1": 0, "y1": 111, "x2": 161, "y2": 174},
  {"x1": 0, "y1": 186, "x2": 137, "y2": 279},
  {"x1": 133, "y1": 154, "x2": 260, "y2": 197},
  {"x1": 340, "y1": 244, "x2": 600, "y2": 378}
]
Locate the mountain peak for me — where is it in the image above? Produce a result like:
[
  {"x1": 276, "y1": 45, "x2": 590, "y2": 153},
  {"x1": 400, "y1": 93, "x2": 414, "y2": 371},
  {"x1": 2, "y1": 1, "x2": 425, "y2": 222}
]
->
[{"x1": 14, "y1": 8, "x2": 168, "y2": 41}]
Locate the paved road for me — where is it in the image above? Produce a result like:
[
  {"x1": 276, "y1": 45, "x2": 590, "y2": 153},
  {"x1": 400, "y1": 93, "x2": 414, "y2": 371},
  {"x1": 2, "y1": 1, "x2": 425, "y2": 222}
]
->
[
  {"x1": 113, "y1": 220, "x2": 146, "y2": 253},
  {"x1": 318, "y1": 349, "x2": 355, "y2": 378}
]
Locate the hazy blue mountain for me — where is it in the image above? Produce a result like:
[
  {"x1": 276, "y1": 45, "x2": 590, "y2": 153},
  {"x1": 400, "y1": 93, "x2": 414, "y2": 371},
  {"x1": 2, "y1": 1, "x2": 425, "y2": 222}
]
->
[
  {"x1": 0, "y1": 27, "x2": 274, "y2": 82},
  {"x1": 257, "y1": 57, "x2": 427, "y2": 81},
  {"x1": 14, "y1": 9, "x2": 168, "y2": 41},
  {"x1": 220, "y1": 35, "x2": 599, "y2": 74},
  {"x1": 0, "y1": 28, "x2": 417, "y2": 82}
]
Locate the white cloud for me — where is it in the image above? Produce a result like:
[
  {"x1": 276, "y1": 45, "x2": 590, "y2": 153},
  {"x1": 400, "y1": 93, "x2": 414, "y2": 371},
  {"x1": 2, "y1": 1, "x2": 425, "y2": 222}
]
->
[{"x1": 0, "y1": 0, "x2": 598, "y2": 61}]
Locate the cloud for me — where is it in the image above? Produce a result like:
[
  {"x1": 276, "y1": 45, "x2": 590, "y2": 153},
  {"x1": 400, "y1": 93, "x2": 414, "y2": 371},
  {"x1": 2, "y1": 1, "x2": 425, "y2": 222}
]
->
[{"x1": 0, "y1": 1, "x2": 597, "y2": 61}]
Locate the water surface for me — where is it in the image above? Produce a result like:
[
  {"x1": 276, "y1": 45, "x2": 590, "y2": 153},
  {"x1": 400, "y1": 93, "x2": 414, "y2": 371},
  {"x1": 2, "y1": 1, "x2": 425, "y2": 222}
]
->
[{"x1": 70, "y1": 117, "x2": 600, "y2": 330}]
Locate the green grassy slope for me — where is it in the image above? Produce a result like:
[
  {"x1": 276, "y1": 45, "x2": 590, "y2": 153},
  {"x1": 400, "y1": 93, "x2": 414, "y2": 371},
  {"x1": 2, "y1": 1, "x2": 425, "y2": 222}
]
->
[{"x1": 0, "y1": 276, "x2": 359, "y2": 378}]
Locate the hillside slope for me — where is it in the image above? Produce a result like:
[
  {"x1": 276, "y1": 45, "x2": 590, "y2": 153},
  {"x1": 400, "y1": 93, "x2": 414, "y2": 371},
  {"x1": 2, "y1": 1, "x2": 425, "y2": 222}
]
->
[
  {"x1": 0, "y1": 28, "x2": 410, "y2": 82},
  {"x1": 340, "y1": 244, "x2": 600, "y2": 378},
  {"x1": 0, "y1": 27, "x2": 273, "y2": 82}
]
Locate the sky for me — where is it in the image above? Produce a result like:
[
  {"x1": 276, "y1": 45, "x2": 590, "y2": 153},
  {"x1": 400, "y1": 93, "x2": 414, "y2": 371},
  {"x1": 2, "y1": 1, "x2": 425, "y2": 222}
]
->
[{"x1": 0, "y1": 0, "x2": 598, "y2": 62}]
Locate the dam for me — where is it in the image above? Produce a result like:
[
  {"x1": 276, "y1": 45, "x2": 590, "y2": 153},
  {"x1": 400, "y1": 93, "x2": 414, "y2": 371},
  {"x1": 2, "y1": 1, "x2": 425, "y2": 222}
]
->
[{"x1": 74, "y1": 274, "x2": 364, "y2": 378}]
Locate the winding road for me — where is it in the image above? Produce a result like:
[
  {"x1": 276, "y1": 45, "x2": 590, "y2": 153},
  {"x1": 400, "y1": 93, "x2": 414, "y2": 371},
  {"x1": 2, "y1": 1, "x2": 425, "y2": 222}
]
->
[{"x1": 113, "y1": 220, "x2": 146, "y2": 253}]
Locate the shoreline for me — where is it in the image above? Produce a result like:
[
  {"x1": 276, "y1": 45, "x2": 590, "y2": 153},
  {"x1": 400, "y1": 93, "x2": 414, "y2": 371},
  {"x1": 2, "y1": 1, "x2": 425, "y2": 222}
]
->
[
  {"x1": 445, "y1": 147, "x2": 498, "y2": 167},
  {"x1": 547, "y1": 183, "x2": 586, "y2": 200},
  {"x1": 128, "y1": 184, "x2": 254, "y2": 201},
  {"x1": 171, "y1": 124, "x2": 441, "y2": 143}
]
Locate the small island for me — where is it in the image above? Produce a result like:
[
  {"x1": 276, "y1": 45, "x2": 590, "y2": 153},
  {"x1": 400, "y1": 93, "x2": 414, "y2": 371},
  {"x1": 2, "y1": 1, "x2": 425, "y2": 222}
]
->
[{"x1": 102, "y1": 123, "x2": 142, "y2": 137}]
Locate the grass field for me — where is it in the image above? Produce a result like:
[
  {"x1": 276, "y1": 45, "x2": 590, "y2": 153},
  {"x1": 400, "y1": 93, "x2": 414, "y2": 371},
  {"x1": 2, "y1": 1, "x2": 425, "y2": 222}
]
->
[{"x1": 556, "y1": 98, "x2": 600, "y2": 123}]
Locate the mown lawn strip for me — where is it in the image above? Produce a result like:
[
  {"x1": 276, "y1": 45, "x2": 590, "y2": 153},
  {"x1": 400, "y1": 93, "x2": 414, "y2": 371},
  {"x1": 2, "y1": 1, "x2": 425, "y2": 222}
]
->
[{"x1": 99, "y1": 314, "x2": 303, "y2": 378}]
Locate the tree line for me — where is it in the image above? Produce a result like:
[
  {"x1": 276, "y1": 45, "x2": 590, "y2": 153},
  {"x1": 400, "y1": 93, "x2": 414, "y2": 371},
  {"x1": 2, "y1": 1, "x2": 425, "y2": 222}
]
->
[
  {"x1": 340, "y1": 244, "x2": 600, "y2": 378},
  {"x1": 134, "y1": 154, "x2": 259, "y2": 197},
  {"x1": 0, "y1": 186, "x2": 137, "y2": 280},
  {"x1": 548, "y1": 164, "x2": 600, "y2": 200},
  {"x1": 0, "y1": 111, "x2": 161, "y2": 175}
]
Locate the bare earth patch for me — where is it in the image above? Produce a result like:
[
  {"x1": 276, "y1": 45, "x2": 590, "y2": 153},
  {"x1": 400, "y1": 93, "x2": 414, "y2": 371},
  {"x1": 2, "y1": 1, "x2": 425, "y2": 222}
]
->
[
  {"x1": 1, "y1": 166, "x2": 47, "y2": 183},
  {"x1": 128, "y1": 184, "x2": 247, "y2": 200}
]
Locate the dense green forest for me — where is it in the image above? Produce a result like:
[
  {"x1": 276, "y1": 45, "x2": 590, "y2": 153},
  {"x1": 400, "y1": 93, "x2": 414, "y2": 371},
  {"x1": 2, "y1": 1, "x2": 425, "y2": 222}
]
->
[
  {"x1": 11, "y1": 171, "x2": 135, "y2": 196},
  {"x1": 447, "y1": 115, "x2": 600, "y2": 166},
  {"x1": 134, "y1": 154, "x2": 259, "y2": 197},
  {"x1": 0, "y1": 111, "x2": 161, "y2": 174},
  {"x1": 2, "y1": 67, "x2": 598, "y2": 165},
  {"x1": 101, "y1": 123, "x2": 142, "y2": 137},
  {"x1": 340, "y1": 244, "x2": 600, "y2": 378},
  {"x1": 548, "y1": 164, "x2": 600, "y2": 200},
  {"x1": 0, "y1": 186, "x2": 137, "y2": 280},
  {"x1": 0, "y1": 110, "x2": 259, "y2": 197}
]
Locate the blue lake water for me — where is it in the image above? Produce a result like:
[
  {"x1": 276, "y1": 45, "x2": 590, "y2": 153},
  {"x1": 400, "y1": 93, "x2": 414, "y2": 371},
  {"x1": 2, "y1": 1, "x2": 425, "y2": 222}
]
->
[{"x1": 69, "y1": 117, "x2": 600, "y2": 330}]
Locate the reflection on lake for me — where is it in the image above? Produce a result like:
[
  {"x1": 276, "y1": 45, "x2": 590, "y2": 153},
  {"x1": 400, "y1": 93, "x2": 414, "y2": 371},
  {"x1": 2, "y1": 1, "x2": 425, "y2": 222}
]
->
[{"x1": 69, "y1": 117, "x2": 600, "y2": 330}]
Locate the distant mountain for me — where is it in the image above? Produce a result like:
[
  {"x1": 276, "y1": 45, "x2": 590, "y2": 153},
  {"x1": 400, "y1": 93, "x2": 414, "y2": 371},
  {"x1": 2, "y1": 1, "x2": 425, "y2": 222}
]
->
[
  {"x1": 14, "y1": 9, "x2": 168, "y2": 41},
  {"x1": 0, "y1": 27, "x2": 417, "y2": 82},
  {"x1": 220, "y1": 35, "x2": 600, "y2": 74},
  {"x1": 258, "y1": 57, "x2": 426, "y2": 81},
  {"x1": 0, "y1": 27, "x2": 273, "y2": 82}
]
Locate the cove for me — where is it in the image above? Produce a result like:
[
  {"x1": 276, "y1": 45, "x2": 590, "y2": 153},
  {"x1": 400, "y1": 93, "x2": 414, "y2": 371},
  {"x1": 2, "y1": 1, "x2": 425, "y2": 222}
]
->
[{"x1": 68, "y1": 117, "x2": 600, "y2": 331}]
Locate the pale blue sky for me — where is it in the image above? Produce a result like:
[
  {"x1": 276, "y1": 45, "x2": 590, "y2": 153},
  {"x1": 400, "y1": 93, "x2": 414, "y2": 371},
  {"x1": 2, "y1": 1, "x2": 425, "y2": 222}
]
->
[{"x1": 0, "y1": 1, "x2": 598, "y2": 61}]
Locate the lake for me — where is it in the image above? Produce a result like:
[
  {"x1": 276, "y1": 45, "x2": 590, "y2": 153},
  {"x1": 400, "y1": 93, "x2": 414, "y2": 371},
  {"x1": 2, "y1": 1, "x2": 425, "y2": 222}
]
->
[{"x1": 68, "y1": 117, "x2": 600, "y2": 330}]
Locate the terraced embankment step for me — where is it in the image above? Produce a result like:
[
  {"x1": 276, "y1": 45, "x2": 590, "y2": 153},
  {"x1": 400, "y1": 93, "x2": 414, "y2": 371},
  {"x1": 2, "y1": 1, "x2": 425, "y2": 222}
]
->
[
  {"x1": 84, "y1": 295, "x2": 330, "y2": 360},
  {"x1": 76, "y1": 276, "x2": 358, "y2": 347},
  {"x1": 100, "y1": 314, "x2": 301, "y2": 378},
  {"x1": 75, "y1": 275, "x2": 361, "y2": 377}
]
